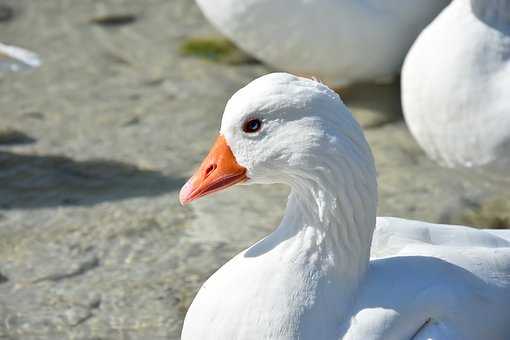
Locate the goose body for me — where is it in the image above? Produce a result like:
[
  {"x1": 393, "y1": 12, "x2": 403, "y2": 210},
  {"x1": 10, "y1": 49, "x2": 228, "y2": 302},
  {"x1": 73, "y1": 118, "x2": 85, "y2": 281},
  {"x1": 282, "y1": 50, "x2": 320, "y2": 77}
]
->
[
  {"x1": 401, "y1": 0, "x2": 510, "y2": 170},
  {"x1": 194, "y1": 0, "x2": 449, "y2": 86},
  {"x1": 180, "y1": 73, "x2": 510, "y2": 339}
]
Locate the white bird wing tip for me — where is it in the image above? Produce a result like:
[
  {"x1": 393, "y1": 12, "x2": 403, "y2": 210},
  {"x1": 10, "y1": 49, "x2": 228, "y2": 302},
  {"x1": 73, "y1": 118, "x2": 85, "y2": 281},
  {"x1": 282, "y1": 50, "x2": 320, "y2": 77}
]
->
[{"x1": 0, "y1": 42, "x2": 41, "y2": 71}]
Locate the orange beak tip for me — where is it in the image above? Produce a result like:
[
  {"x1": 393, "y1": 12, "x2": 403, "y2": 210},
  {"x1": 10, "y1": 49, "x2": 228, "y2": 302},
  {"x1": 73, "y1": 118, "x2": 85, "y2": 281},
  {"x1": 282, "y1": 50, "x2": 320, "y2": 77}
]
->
[
  {"x1": 179, "y1": 135, "x2": 247, "y2": 205},
  {"x1": 179, "y1": 178, "x2": 194, "y2": 205}
]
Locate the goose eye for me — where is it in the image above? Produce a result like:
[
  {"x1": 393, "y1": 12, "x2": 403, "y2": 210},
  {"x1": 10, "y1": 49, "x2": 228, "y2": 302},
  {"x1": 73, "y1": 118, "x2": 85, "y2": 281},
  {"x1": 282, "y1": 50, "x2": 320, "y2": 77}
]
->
[{"x1": 243, "y1": 118, "x2": 262, "y2": 133}]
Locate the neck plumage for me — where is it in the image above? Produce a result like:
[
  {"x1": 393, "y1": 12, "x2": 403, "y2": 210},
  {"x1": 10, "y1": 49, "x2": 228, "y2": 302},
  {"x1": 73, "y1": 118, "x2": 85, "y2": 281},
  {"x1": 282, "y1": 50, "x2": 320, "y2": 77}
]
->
[
  {"x1": 471, "y1": 0, "x2": 510, "y2": 24},
  {"x1": 250, "y1": 142, "x2": 378, "y2": 317},
  {"x1": 283, "y1": 178, "x2": 374, "y2": 279}
]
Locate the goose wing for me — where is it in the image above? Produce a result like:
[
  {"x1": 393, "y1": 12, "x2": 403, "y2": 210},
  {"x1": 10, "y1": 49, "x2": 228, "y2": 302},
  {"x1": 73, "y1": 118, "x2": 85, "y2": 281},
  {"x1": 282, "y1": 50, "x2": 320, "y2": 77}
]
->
[{"x1": 371, "y1": 216, "x2": 510, "y2": 259}]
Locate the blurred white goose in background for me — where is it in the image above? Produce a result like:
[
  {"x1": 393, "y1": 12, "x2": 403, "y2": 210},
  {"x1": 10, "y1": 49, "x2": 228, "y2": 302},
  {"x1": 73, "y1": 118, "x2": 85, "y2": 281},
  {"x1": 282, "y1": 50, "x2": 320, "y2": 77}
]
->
[
  {"x1": 194, "y1": 0, "x2": 449, "y2": 87},
  {"x1": 402, "y1": 0, "x2": 510, "y2": 170},
  {"x1": 179, "y1": 73, "x2": 510, "y2": 339},
  {"x1": 0, "y1": 42, "x2": 41, "y2": 73}
]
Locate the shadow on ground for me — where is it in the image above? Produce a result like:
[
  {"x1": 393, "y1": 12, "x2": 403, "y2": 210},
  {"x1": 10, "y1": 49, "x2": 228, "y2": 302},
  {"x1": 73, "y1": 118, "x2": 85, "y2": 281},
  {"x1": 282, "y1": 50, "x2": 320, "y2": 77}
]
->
[
  {"x1": 0, "y1": 151, "x2": 185, "y2": 209},
  {"x1": 343, "y1": 81, "x2": 404, "y2": 129}
]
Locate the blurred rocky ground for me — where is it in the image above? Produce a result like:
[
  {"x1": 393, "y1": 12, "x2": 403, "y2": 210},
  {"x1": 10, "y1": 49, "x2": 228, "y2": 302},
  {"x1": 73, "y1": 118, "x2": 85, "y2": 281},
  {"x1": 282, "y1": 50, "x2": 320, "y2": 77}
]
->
[{"x1": 0, "y1": 0, "x2": 508, "y2": 339}]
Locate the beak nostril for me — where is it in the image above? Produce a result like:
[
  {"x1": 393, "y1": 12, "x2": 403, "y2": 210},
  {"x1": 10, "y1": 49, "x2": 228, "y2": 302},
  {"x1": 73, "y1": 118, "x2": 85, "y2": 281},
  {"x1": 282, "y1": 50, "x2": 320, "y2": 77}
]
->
[{"x1": 204, "y1": 164, "x2": 217, "y2": 178}]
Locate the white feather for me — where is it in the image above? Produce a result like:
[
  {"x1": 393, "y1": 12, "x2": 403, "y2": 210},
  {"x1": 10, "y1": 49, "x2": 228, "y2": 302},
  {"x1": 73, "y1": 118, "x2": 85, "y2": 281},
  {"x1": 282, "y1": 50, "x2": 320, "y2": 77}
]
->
[{"x1": 0, "y1": 42, "x2": 41, "y2": 72}]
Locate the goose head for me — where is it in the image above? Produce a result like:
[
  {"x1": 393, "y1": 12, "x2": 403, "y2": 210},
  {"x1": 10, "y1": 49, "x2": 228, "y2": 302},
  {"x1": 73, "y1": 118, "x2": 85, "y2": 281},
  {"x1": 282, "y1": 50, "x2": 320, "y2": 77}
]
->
[{"x1": 180, "y1": 73, "x2": 377, "y2": 212}]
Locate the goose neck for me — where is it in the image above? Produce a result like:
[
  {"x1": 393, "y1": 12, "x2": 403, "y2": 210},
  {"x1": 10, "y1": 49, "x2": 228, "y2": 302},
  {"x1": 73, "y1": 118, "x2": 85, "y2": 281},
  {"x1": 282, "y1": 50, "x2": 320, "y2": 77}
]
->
[{"x1": 275, "y1": 173, "x2": 376, "y2": 284}]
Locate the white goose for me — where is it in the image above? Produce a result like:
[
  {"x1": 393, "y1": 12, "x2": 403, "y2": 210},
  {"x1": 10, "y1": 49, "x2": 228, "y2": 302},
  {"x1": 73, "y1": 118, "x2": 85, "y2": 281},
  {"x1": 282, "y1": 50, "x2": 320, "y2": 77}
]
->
[
  {"x1": 194, "y1": 0, "x2": 449, "y2": 87},
  {"x1": 180, "y1": 73, "x2": 510, "y2": 339},
  {"x1": 401, "y1": 0, "x2": 510, "y2": 170}
]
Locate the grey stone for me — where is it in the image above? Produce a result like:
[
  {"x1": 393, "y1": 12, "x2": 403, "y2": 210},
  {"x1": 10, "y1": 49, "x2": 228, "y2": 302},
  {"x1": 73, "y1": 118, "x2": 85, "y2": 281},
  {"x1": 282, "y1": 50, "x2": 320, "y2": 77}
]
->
[
  {"x1": 0, "y1": 128, "x2": 35, "y2": 145},
  {"x1": 0, "y1": 0, "x2": 508, "y2": 339},
  {"x1": 0, "y1": 4, "x2": 14, "y2": 22}
]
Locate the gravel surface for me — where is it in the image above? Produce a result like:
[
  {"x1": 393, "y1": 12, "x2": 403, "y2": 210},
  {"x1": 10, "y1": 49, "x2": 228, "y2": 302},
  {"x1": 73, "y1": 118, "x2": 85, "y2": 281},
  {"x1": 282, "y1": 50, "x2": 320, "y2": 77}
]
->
[{"x1": 0, "y1": 0, "x2": 508, "y2": 339}]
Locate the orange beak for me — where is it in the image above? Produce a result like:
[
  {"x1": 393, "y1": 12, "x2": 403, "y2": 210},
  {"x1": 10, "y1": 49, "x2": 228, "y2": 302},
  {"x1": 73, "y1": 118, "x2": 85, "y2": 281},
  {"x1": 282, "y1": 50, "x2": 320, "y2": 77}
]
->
[{"x1": 179, "y1": 135, "x2": 248, "y2": 205}]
